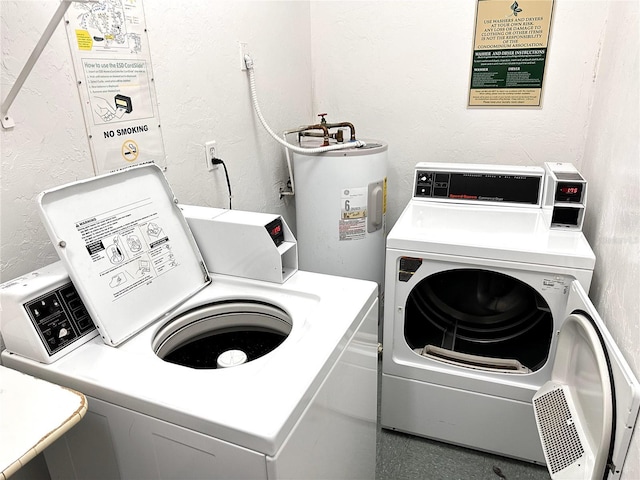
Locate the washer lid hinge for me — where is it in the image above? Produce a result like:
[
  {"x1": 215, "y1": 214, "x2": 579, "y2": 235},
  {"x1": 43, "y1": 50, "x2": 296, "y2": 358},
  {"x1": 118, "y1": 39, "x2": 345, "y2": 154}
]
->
[{"x1": 200, "y1": 261, "x2": 210, "y2": 282}]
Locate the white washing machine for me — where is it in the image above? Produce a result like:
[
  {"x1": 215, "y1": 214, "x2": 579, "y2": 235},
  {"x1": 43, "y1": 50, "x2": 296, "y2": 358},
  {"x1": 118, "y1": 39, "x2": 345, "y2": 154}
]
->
[
  {"x1": 0, "y1": 164, "x2": 378, "y2": 479},
  {"x1": 380, "y1": 162, "x2": 639, "y2": 479}
]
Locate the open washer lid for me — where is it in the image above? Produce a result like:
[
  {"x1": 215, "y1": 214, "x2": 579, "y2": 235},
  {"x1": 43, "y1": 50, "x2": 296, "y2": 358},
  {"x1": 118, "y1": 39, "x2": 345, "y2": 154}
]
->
[
  {"x1": 533, "y1": 281, "x2": 640, "y2": 480},
  {"x1": 37, "y1": 163, "x2": 211, "y2": 346}
]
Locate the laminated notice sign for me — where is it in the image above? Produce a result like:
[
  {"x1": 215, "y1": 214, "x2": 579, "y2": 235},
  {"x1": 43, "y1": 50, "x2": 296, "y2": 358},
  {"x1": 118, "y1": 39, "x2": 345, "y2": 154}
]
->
[
  {"x1": 469, "y1": 0, "x2": 554, "y2": 107},
  {"x1": 65, "y1": 0, "x2": 166, "y2": 173}
]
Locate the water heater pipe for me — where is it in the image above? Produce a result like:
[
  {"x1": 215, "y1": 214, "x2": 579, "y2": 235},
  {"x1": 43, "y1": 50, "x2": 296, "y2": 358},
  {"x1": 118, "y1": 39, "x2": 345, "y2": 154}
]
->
[
  {"x1": 244, "y1": 54, "x2": 366, "y2": 157},
  {"x1": 280, "y1": 130, "x2": 299, "y2": 197}
]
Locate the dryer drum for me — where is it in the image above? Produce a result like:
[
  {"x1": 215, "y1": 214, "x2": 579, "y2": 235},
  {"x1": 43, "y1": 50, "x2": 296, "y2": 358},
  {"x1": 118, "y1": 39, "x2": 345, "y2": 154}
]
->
[
  {"x1": 153, "y1": 301, "x2": 292, "y2": 369},
  {"x1": 404, "y1": 269, "x2": 553, "y2": 372}
]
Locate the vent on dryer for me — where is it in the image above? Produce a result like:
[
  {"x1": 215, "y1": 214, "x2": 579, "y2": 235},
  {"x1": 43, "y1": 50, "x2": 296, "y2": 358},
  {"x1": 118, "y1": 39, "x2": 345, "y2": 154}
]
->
[
  {"x1": 404, "y1": 269, "x2": 554, "y2": 372},
  {"x1": 533, "y1": 386, "x2": 585, "y2": 475}
]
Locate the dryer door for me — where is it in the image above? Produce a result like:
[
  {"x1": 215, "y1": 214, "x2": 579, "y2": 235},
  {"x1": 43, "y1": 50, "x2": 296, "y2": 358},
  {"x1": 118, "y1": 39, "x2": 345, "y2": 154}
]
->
[{"x1": 533, "y1": 281, "x2": 640, "y2": 480}]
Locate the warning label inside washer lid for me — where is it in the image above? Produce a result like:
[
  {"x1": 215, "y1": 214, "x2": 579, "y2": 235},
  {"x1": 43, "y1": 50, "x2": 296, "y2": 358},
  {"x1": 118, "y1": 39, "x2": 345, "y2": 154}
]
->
[
  {"x1": 340, "y1": 187, "x2": 367, "y2": 241},
  {"x1": 37, "y1": 163, "x2": 210, "y2": 347},
  {"x1": 75, "y1": 198, "x2": 179, "y2": 301}
]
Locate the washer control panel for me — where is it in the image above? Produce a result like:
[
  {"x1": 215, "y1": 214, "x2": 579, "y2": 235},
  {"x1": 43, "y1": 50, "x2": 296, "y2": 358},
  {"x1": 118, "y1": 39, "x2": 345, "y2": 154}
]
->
[
  {"x1": 1, "y1": 262, "x2": 99, "y2": 363},
  {"x1": 25, "y1": 282, "x2": 96, "y2": 355}
]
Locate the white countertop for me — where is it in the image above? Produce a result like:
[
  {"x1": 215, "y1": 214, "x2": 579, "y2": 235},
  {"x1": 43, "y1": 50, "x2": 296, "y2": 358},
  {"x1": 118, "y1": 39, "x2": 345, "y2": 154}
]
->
[{"x1": 0, "y1": 365, "x2": 87, "y2": 479}]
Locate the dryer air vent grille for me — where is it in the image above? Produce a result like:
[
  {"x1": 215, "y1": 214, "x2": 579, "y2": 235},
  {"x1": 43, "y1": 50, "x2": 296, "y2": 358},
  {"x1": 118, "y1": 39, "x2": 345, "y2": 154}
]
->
[{"x1": 533, "y1": 387, "x2": 585, "y2": 474}]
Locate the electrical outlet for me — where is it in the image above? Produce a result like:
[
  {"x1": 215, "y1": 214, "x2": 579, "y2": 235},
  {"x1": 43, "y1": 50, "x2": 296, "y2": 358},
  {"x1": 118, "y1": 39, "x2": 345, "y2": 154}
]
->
[
  {"x1": 239, "y1": 41, "x2": 249, "y2": 70},
  {"x1": 205, "y1": 140, "x2": 217, "y2": 171}
]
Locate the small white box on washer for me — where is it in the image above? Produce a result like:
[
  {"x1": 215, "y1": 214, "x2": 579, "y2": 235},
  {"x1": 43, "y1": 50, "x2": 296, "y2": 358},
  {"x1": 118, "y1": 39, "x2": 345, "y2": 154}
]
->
[{"x1": 180, "y1": 205, "x2": 298, "y2": 283}]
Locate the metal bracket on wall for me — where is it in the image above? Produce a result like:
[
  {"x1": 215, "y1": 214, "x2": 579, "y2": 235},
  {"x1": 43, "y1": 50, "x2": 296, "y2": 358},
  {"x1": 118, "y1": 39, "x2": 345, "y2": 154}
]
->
[{"x1": 1, "y1": 0, "x2": 95, "y2": 129}]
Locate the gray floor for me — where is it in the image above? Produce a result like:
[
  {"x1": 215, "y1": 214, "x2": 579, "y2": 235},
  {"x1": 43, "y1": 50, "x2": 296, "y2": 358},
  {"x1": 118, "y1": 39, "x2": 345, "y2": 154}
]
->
[
  {"x1": 375, "y1": 361, "x2": 551, "y2": 480},
  {"x1": 376, "y1": 427, "x2": 551, "y2": 480}
]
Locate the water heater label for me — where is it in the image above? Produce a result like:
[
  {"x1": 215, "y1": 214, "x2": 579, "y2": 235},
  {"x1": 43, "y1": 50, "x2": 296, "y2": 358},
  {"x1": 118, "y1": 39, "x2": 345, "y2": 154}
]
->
[{"x1": 340, "y1": 187, "x2": 367, "y2": 241}]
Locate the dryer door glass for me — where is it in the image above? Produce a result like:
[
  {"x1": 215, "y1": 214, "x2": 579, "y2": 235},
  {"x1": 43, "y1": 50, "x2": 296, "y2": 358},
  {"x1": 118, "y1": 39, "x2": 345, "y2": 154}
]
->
[{"x1": 404, "y1": 269, "x2": 553, "y2": 372}]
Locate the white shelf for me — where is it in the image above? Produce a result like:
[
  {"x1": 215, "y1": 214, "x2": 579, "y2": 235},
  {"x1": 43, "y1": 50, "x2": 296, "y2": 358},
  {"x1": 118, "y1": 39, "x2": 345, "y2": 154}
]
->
[{"x1": 0, "y1": 366, "x2": 87, "y2": 479}]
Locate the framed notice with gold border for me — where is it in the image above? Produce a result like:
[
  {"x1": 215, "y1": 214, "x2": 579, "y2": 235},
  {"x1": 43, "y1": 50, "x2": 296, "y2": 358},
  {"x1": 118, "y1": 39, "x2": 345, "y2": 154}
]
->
[{"x1": 469, "y1": 0, "x2": 555, "y2": 107}]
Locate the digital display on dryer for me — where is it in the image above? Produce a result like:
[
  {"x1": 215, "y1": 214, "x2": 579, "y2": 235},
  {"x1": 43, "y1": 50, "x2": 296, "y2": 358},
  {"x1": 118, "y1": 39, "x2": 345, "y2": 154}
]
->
[{"x1": 555, "y1": 182, "x2": 584, "y2": 203}]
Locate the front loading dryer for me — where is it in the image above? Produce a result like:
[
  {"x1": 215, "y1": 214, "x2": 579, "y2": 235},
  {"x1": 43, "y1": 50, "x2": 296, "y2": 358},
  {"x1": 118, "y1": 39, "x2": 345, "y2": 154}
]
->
[{"x1": 380, "y1": 163, "x2": 640, "y2": 479}]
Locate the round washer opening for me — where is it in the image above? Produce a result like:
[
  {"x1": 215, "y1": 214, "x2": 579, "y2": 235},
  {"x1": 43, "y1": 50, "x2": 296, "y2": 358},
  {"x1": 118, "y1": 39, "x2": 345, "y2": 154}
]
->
[
  {"x1": 404, "y1": 269, "x2": 553, "y2": 372},
  {"x1": 154, "y1": 301, "x2": 292, "y2": 369}
]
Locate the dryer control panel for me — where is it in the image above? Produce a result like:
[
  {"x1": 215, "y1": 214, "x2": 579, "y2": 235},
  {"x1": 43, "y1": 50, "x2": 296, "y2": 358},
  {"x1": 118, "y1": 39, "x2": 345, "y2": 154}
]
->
[{"x1": 413, "y1": 162, "x2": 545, "y2": 207}]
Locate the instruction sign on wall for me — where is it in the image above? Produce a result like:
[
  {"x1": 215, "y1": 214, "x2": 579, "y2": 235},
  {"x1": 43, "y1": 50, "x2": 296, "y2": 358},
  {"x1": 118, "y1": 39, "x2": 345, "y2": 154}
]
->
[
  {"x1": 469, "y1": 0, "x2": 554, "y2": 107},
  {"x1": 65, "y1": 0, "x2": 166, "y2": 173}
]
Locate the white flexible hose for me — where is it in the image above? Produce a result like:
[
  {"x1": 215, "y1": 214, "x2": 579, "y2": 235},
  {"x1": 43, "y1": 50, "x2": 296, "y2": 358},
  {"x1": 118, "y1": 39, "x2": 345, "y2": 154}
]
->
[
  {"x1": 245, "y1": 54, "x2": 366, "y2": 155},
  {"x1": 282, "y1": 131, "x2": 296, "y2": 196}
]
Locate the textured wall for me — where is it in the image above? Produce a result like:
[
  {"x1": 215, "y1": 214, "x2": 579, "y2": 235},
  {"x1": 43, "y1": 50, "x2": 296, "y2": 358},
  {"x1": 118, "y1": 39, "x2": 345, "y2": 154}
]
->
[
  {"x1": 1, "y1": 1, "x2": 95, "y2": 279},
  {"x1": 308, "y1": 0, "x2": 610, "y2": 225},
  {"x1": 580, "y1": 1, "x2": 640, "y2": 477},
  {"x1": 144, "y1": 1, "x2": 311, "y2": 223},
  {"x1": 1, "y1": 0, "x2": 311, "y2": 282}
]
